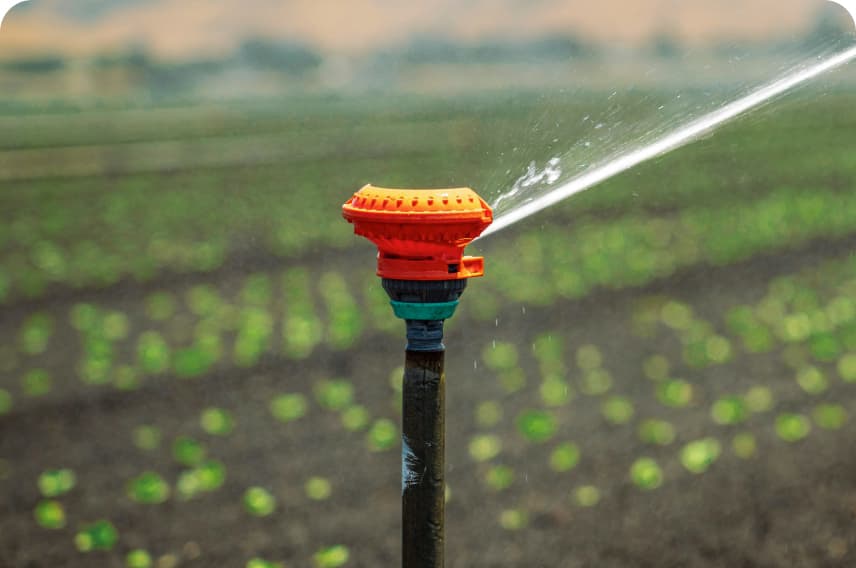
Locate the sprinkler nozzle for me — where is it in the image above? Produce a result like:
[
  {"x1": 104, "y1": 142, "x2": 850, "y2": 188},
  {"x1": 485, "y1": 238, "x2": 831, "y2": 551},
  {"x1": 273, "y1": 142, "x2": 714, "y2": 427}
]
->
[
  {"x1": 342, "y1": 185, "x2": 493, "y2": 281},
  {"x1": 343, "y1": 185, "x2": 493, "y2": 351}
]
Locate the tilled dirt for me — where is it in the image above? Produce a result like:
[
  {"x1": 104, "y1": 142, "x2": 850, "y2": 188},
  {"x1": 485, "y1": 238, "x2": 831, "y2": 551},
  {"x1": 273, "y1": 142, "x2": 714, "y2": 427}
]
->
[{"x1": 1, "y1": 239, "x2": 855, "y2": 567}]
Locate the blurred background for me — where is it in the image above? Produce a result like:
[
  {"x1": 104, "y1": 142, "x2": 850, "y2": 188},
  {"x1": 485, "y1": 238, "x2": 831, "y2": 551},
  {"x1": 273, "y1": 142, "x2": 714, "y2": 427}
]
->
[
  {"x1": 1, "y1": 1, "x2": 856, "y2": 566},
  {"x1": 2, "y1": 0, "x2": 855, "y2": 100}
]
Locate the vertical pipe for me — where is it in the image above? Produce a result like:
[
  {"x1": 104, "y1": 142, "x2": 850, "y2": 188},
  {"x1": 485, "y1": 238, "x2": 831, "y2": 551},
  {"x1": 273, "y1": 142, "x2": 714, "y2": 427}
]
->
[
  {"x1": 402, "y1": 348, "x2": 445, "y2": 568},
  {"x1": 343, "y1": 187, "x2": 491, "y2": 566}
]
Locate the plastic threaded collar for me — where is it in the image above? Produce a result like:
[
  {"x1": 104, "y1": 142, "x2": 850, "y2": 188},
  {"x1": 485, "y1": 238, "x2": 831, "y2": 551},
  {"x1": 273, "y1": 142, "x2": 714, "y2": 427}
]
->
[
  {"x1": 404, "y1": 319, "x2": 446, "y2": 352},
  {"x1": 390, "y1": 300, "x2": 460, "y2": 321}
]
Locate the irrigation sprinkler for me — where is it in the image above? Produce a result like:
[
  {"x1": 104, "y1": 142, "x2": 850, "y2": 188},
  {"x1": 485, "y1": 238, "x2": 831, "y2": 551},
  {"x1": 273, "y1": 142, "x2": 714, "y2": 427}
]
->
[{"x1": 342, "y1": 185, "x2": 493, "y2": 567}]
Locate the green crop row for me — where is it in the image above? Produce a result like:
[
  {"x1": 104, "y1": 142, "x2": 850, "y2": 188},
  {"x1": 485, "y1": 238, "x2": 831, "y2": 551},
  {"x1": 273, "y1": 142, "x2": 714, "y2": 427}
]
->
[
  {"x1": 1, "y1": 92, "x2": 854, "y2": 304},
  {"x1": 1, "y1": 178, "x2": 854, "y2": 307},
  {"x1": 476, "y1": 186, "x2": 856, "y2": 311},
  {"x1": 3, "y1": 187, "x2": 856, "y2": 407}
]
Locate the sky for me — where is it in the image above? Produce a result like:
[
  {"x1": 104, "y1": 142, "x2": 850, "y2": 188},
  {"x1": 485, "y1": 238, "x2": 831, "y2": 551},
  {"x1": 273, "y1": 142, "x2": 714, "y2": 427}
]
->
[{"x1": 0, "y1": 0, "x2": 846, "y2": 58}]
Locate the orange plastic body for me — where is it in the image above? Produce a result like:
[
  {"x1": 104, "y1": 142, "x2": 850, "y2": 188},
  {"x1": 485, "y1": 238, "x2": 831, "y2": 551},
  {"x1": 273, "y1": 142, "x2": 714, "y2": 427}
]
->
[{"x1": 342, "y1": 185, "x2": 494, "y2": 281}]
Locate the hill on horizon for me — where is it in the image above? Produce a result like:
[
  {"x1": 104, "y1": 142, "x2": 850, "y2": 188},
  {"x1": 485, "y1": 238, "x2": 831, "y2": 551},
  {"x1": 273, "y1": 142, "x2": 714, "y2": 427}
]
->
[{"x1": 0, "y1": 0, "x2": 848, "y2": 59}]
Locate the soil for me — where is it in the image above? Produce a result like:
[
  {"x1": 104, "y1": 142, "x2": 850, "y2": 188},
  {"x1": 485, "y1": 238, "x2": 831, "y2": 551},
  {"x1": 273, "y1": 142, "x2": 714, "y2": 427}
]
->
[{"x1": 1, "y1": 236, "x2": 856, "y2": 568}]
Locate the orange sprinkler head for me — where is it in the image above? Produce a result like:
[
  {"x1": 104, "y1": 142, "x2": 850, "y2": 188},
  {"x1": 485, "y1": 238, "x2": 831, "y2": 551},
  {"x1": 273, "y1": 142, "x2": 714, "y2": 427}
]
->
[{"x1": 342, "y1": 185, "x2": 493, "y2": 281}]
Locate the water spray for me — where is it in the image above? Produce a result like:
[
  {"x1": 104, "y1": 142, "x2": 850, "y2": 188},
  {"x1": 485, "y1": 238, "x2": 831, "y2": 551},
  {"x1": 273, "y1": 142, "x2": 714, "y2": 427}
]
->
[
  {"x1": 483, "y1": 25, "x2": 856, "y2": 237},
  {"x1": 342, "y1": 185, "x2": 493, "y2": 567}
]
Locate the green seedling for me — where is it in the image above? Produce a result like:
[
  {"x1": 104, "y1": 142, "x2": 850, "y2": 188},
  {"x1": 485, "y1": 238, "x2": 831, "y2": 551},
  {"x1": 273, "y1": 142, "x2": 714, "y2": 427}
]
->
[
  {"x1": 657, "y1": 379, "x2": 693, "y2": 408},
  {"x1": 796, "y1": 366, "x2": 828, "y2": 394},
  {"x1": 314, "y1": 380, "x2": 354, "y2": 411},
  {"x1": 127, "y1": 472, "x2": 170, "y2": 504},
  {"x1": 601, "y1": 396, "x2": 635, "y2": 425},
  {"x1": 305, "y1": 477, "x2": 332, "y2": 501},
  {"x1": 549, "y1": 442, "x2": 580, "y2": 472},
  {"x1": 133, "y1": 425, "x2": 161, "y2": 450},
  {"x1": 243, "y1": 487, "x2": 277, "y2": 517},
  {"x1": 776, "y1": 413, "x2": 812, "y2": 442},
  {"x1": 711, "y1": 396, "x2": 747, "y2": 425},
  {"x1": 540, "y1": 378, "x2": 573, "y2": 407},
  {"x1": 75, "y1": 520, "x2": 118, "y2": 552},
  {"x1": 638, "y1": 419, "x2": 676, "y2": 445},
  {"x1": 366, "y1": 419, "x2": 397, "y2": 452},
  {"x1": 313, "y1": 545, "x2": 350, "y2": 568},
  {"x1": 200, "y1": 407, "x2": 235, "y2": 436},
  {"x1": 340, "y1": 405, "x2": 370, "y2": 431},
  {"x1": 745, "y1": 386, "x2": 774, "y2": 413},
  {"x1": 499, "y1": 509, "x2": 529, "y2": 531},
  {"x1": 137, "y1": 331, "x2": 170, "y2": 374},
  {"x1": 813, "y1": 404, "x2": 847, "y2": 430},
  {"x1": 475, "y1": 401, "x2": 503, "y2": 428},
  {"x1": 643, "y1": 355, "x2": 670, "y2": 381},
  {"x1": 246, "y1": 559, "x2": 282, "y2": 568},
  {"x1": 576, "y1": 344, "x2": 603, "y2": 370},
  {"x1": 19, "y1": 313, "x2": 53, "y2": 354},
  {"x1": 580, "y1": 368, "x2": 613, "y2": 395},
  {"x1": 270, "y1": 393, "x2": 308, "y2": 423},
  {"x1": 482, "y1": 341, "x2": 518, "y2": 371},
  {"x1": 517, "y1": 410, "x2": 557, "y2": 443},
  {"x1": 574, "y1": 485, "x2": 601, "y2": 507},
  {"x1": 484, "y1": 465, "x2": 515, "y2": 491},
  {"x1": 22, "y1": 369, "x2": 51, "y2": 397},
  {"x1": 630, "y1": 457, "x2": 663, "y2": 490},
  {"x1": 680, "y1": 438, "x2": 722, "y2": 474},
  {"x1": 172, "y1": 437, "x2": 206, "y2": 467},
  {"x1": 34, "y1": 500, "x2": 66, "y2": 529},
  {"x1": 468, "y1": 435, "x2": 502, "y2": 462},
  {"x1": 38, "y1": 469, "x2": 76, "y2": 497},
  {"x1": 319, "y1": 272, "x2": 363, "y2": 350},
  {"x1": 126, "y1": 549, "x2": 153, "y2": 568},
  {"x1": 732, "y1": 432, "x2": 757, "y2": 459}
]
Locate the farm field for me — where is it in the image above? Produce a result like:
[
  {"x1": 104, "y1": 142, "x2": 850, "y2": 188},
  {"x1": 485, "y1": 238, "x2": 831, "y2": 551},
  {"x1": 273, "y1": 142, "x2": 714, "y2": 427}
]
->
[{"x1": 1, "y1": 88, "x2": 856, "y2": 567}]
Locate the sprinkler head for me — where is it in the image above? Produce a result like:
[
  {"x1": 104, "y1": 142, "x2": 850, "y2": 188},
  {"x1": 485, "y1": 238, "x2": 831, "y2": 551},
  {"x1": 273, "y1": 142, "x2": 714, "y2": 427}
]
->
[
  {"x1": 343, "y1": 185, "x2": 493, "y2": 351},
  {"x1": 342, "y1": 185, "x2": 493, "y2": 281}
]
